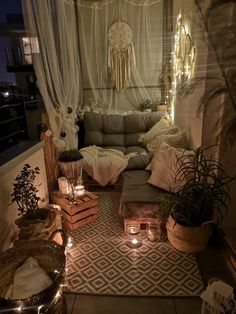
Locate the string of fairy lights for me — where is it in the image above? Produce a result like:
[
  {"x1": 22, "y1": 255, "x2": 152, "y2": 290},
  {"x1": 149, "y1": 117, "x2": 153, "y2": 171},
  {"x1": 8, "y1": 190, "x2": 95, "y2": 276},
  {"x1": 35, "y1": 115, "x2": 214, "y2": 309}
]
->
[
  {"x1": 163, "y1": 14, "x2": 196, "y2": 122},
  {"x1": 6, "y1": 206, "x2": 73, "y2": 313}
]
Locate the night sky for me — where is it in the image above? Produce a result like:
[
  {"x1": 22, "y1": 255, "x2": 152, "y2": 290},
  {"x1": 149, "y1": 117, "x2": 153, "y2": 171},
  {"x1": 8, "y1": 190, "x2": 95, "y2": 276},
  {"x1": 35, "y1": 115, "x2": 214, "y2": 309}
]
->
[{"x1": 0, "y1": 0, "x2": 22, "y2": 83}]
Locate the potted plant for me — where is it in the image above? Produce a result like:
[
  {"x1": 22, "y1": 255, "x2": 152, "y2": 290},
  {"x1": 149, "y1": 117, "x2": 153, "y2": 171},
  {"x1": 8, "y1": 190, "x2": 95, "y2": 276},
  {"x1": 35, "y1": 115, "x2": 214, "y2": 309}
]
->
[
  {"x1": 11, "y1": 164, "x2": 61, "y2": 242},
  {"x1": 160, "y1": 146, "x2": 235, "y2": 253},
  {"x1": 58, "y1": 149, "x2": 83, "y2": 184},
  {"x1": 140, "y1": 99, "x2": 154, "y2": 112}
]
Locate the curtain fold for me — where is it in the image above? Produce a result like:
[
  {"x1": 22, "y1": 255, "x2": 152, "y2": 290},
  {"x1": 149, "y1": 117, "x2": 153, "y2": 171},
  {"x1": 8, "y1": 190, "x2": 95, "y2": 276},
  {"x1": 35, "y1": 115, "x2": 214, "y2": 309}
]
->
[{"x1": 22, "y1": 0, "x2": 83, "y2": 151}]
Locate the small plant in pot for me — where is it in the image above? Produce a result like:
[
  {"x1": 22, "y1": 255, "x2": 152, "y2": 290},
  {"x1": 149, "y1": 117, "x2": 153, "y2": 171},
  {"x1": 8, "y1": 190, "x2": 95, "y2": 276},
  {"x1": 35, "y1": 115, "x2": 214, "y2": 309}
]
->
[
  {"x1": 140, "y1": 99, "x2": 154, "y2": 112},
  {"x1": 160, "y1": 146, "x2": 235, "y2": 253},
  {"x1": 11, "y1": 164, "x2": 61, "y2": 242}
]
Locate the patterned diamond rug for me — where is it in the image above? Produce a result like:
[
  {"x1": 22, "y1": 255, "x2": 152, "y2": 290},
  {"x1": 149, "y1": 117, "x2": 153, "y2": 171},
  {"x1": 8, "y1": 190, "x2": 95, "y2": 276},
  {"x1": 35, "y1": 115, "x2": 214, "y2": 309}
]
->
[{"x1": 65, "y1": 192, "x2": 204, "y2": 296}]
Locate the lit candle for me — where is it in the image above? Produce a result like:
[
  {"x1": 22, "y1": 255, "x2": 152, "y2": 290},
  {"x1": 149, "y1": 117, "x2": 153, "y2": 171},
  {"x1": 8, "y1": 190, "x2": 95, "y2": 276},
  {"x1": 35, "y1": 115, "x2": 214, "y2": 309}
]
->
[
  {"x1": 128, "y1": 225, "x2": 139, "y2": 235},
  {"x1": 131, "y1": 238, "x2": 138, "y2": 245},
  {"x1": 74, "y1": 185, "x2": 85, "y2": 197},
  {"x1": 58, "y1": 177, "x2": 71, "y2": 195},
  {"x1": 126, "y1": 236, "x2": 142, "y2": 249}
]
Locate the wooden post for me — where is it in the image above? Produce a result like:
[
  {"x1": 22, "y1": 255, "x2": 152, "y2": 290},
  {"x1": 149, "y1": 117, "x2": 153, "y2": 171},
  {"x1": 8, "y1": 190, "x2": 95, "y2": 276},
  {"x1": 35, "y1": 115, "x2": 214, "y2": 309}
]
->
[{"x1": 40, "y1": 112, "x2": 60, "y2": 191}]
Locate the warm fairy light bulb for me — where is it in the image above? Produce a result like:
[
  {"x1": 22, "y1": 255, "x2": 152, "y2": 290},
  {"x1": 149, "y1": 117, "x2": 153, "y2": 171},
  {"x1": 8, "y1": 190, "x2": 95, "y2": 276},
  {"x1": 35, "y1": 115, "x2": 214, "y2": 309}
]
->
[
  {"x1": 54, "y1": 289, "x2": 61, "y2": 300},
  {"x1": 67, "y1": 236, "x2": 73, "y2": 248},
  {"x1": 37, "y1": 305, "x2": 44, "y2": 314},
  {"x1": 16, "y1": 305, "x2": 22, "y2": 312}
]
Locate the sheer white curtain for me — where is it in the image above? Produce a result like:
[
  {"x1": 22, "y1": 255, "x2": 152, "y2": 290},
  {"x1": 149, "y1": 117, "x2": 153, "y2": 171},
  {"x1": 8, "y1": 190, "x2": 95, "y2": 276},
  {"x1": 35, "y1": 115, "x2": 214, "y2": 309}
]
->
[
  {"x1": 77, "y1": 0, "x2": 163, "y2": 113},
  {"x1": 22, "y1": 0, "x2": 83, "y2": 151}
]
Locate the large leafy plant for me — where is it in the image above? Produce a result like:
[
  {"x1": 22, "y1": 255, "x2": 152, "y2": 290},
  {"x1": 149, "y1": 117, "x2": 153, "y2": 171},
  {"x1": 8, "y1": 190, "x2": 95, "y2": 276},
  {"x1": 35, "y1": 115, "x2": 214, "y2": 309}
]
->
[
  {"x1": 11, "y1": 164, "x2": 41, "y2": 218},
  {"x1": 160, "y1": 147, "x2": 235, "y2": 227}
]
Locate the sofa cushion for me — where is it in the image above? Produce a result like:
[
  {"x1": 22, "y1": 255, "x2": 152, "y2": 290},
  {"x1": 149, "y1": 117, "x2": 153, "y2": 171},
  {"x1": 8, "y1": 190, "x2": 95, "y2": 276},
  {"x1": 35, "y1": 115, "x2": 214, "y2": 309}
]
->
[
  {"x1": 125, "y1": 146, "x2": 150, "y2": 170},
  {"x1": 105, "y1": 146, "x2": 126, "y2": 153},
  {"x1": 121, "y1": 170, "x2": 167, "y2": 203},
  {"x1": 102, "y1": 114, "x2": 124, "y2": 134},
  {"x1": 103, "y1": 133, "x2": 124, "y2": 146},
  {"x1": 84, "y1": 112, "x2": 103, "y2": 131},
  {"x1": 83, "y1": 111, "x2": 168, "y2": 170},
  {"x1": 125, "y1": 146, "x2": 147, "y2": 154},
  {"x1": 84, "y1": 112, "x2": 164, "y2": 147},
  {"x1": 124, "y1": 133, "x2": 143, "y2": 146},
  {"x1": 124, "y1": 112, "x2": 162, "y2": 132},
  {"x1": 85, "y1": 131, "x2": 103, "y2": 146}
]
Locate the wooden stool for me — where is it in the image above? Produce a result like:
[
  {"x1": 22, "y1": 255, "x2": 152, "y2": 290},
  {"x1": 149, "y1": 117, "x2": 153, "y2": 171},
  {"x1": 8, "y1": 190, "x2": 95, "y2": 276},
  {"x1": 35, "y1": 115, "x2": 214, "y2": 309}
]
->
[{"x1": 50, "y1": 190, "x2": 99, "y2": 230}]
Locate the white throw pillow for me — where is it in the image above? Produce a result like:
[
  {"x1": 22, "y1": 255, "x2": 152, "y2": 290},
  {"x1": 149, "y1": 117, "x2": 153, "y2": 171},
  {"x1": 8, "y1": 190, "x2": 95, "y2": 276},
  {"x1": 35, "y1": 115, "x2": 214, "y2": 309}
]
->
[
  {"x1": 139, "y1": 118, "x2": 174, "y2": 146},
  {"x1": 5, "y1": 256, "x2": 53, "y2": 300},
  {"x1": 148, "y1": 145, "x2": 192, "y2": 191},
  {"x1": 147, "y1": 130, "x2": 189, "y2": 156}
]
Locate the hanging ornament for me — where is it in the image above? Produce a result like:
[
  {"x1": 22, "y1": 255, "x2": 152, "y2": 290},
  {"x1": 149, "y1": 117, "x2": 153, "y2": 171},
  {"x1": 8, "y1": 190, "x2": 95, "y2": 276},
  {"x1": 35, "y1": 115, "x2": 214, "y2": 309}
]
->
[
  {"x1": 38, "y1": 123, "x2": 49, "y2": 133},
  {"x1": 67, "y1": 107, "x2": 73, "y2": 114},
  {"x1": 108, "y1": 21, "x2": 136, "y2": 92},
  {"x1": 45, "y1": 129, "x2": 52, "y2": 137},
  {"x1": 60, "y1": 131, "x2": 67, "y2": 138}
]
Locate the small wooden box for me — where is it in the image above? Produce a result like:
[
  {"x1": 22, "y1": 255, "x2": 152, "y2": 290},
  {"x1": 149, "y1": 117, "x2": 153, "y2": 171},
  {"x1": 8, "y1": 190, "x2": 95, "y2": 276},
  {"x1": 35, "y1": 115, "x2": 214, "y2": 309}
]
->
[
  {"x1": 50, "y1": 190, "x2": 99, "y2": 230},
  {"x1": 124, "y1": 218, "x2": 157, "y2": 233}
]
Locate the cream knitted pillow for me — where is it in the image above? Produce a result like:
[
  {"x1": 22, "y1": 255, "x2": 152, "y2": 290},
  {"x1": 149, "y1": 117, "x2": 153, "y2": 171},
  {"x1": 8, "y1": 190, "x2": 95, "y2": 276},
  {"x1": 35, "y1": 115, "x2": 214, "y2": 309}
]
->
[
  {"x1": 147, "y1": 130, "x2": 189, "y2": 156},
  {"x1": 139, "y1": 118, "x2": 172, "y2": 146},
  {"x1": 139, "y1": 119, "x2": 180, "y2": 146}
]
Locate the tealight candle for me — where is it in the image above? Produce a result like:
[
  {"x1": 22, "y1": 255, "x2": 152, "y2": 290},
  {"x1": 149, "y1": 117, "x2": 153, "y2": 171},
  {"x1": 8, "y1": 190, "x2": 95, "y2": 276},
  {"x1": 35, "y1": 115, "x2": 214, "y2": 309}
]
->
[
  {"x1": 74, "y1": 185, "x2": 85, "y2": 197},
  {"x1": 127, "y1": 225, "x2": 139, "y2": 235}
]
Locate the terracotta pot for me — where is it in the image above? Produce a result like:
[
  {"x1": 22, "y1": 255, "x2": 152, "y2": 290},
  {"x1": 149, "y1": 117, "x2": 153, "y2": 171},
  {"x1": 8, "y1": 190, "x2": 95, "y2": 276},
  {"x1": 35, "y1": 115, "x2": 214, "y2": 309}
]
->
[{"x1": 166, "y1": 215, "x2": 213, "y2": 253}]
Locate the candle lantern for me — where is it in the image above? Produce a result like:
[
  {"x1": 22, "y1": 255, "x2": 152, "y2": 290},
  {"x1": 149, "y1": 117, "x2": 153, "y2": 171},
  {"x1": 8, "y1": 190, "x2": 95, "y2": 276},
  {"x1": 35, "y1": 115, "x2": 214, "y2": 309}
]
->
[
  {"x1": 74, "y1": 185, "x2": 85, "y2": 198},
  {"x1": 126, "y1": 224, "x2": 142, "y2": 249},
  {"x1": 58, "y1": 177, "x2": 71, "y2": 195}
]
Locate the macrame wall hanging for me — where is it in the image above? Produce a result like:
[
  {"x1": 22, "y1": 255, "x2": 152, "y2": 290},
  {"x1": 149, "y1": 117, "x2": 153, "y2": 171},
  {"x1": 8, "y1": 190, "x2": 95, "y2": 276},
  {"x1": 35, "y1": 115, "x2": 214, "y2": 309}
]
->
[{"x1": 108, "y1": 21, "x2": 136, "y2": 92}]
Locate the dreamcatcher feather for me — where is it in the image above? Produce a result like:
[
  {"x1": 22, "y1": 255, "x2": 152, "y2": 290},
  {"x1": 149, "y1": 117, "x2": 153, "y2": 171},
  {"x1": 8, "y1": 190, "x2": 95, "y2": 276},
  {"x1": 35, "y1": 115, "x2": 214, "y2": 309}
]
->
[{"x1": 108, "y1": 21, "x2": 136, "y2": 92}]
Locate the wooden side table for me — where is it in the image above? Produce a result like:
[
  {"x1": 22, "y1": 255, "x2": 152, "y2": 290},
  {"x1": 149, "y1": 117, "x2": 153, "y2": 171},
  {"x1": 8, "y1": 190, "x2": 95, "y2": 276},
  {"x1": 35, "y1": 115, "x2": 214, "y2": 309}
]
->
[{"x1": 50, "y1": 190, "x2": 99, "y2": 230}]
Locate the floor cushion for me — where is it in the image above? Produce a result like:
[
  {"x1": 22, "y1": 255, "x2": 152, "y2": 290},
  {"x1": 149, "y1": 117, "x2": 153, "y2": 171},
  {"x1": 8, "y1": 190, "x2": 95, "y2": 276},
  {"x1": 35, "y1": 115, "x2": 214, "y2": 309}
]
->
[{"x1": 119, "y1": 170, "x2": 168, "y2": 218}]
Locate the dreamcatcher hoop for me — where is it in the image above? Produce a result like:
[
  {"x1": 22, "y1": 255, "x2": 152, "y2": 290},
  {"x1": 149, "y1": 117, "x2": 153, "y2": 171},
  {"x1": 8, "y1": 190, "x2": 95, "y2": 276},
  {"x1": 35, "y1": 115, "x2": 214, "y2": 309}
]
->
[{"x1": 108, "y1": 21, "x2": 136, "y2": 92}]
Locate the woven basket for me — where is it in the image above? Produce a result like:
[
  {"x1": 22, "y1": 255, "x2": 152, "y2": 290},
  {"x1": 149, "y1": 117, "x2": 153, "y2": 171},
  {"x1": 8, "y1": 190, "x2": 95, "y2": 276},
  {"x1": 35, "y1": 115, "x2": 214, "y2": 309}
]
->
[
  {"x1": 166, "y1": 216, "x2": 213, "y2": 253},
  {"x1": 0, "y1": 229, "x2": 66, "y2": 313}
]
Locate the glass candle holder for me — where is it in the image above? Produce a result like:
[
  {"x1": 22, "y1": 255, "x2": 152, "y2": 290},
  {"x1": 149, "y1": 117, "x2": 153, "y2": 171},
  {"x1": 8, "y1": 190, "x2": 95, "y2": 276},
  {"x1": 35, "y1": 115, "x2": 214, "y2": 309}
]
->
[
  {"x1": 126, "y1": 225, "x2": 142, "y2": 249},
  {"x1": 146, "y1": 221, "x2": 159, "y2": 242},
  {"x1": 58, "y1": 177, "x2": 71, "y2": 195},
  {"x1": 74, "y1": 185, "x2": 85, "y2": 197},
  {"x1": 127, "y1": 225, "x2": 139, "y2": 235}
]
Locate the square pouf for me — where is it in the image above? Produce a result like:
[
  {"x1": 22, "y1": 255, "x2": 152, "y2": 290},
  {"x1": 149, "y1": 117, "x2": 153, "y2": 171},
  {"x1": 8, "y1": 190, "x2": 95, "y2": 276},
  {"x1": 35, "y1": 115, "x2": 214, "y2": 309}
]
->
[{"x1": 50, "y1": 190, "x2": 99, "y2": 230}]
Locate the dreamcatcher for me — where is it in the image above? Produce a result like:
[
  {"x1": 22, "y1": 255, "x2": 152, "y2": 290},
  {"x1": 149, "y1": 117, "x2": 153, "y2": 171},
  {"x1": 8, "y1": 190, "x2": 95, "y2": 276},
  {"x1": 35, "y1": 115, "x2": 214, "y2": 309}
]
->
[{"x1": 108, "y1": 21, "x2": 136, "y2": 92}]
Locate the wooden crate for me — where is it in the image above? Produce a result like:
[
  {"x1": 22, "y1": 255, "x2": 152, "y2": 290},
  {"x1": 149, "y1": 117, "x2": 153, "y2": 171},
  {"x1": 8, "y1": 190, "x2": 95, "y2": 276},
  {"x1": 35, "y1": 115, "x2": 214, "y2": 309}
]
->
[{"x1": 50, "y1": 190, "x2": 99, "y2": 230}]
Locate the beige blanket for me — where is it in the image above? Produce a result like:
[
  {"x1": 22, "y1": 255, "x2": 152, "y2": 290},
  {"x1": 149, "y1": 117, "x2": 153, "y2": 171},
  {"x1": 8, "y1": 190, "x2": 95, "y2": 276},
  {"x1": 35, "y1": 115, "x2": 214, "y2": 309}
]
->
[{"x1": 80, "y1": 146, "x2": 136, "y2": 186}]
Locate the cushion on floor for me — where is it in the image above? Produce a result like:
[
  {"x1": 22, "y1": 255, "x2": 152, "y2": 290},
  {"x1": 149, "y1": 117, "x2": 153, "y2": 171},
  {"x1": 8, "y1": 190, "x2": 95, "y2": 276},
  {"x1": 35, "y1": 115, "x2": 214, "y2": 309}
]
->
[{"x1": 120, "y1": 170, "x2": 167, "y2": 203}]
